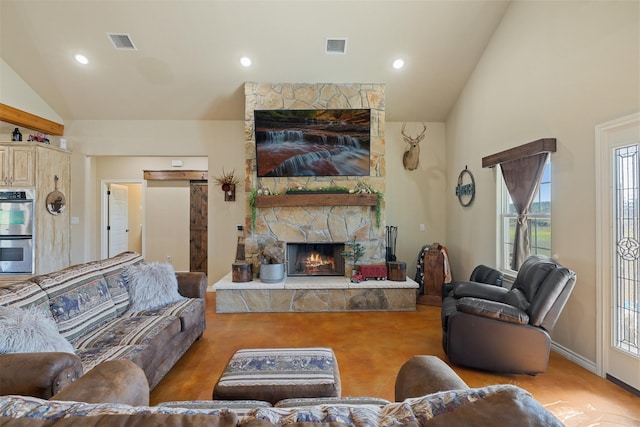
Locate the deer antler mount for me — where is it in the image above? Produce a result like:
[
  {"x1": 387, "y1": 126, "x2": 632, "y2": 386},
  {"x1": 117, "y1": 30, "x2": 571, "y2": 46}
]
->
[{"x1": 401, "y1": 123, "x2": 427, "y2": 171}]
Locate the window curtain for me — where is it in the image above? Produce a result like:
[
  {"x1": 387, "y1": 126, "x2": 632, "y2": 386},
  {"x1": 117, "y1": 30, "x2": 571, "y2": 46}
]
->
[{"x1": 500, "y1": 152, "x2": 549, "y2": 270}]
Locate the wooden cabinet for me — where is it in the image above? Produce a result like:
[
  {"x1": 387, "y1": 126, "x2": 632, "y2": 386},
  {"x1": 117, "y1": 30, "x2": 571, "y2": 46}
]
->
[
  {"x1": 34, "y1": 145, "x2": 70, "y2": 274},
  {"x1": 0, "y1": 145, "x2": 35, "y2": 186},
  {"x1": 0, "y1": 143, "x2": 70, "y2": 277}
]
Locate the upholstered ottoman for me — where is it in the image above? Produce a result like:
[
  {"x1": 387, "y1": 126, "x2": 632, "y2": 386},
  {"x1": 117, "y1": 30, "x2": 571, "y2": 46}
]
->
[{"x1": 213, "y1": 347, "x2": 341, "y2": 404}]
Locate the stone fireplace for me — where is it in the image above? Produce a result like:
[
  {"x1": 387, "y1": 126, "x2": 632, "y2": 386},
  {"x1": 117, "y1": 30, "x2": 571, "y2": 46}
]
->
[
  {"x1": 243, "y1": 83, "x2": 387, "y2": 276},
  {"x1": 213, "y1": 82, "x2": 419, "y2": 313},
  {"x1": 287, "y1": 242, "x2": 345, "y2": 277}
]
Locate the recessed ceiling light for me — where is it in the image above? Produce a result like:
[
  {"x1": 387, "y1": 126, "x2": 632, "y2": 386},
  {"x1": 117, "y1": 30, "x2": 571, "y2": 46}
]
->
[
  {"x1": 240, "y1": 56, "x2": 252, "y2": 67},
  {"x1": 392, "y1": 59, "x2": 405, "y2": 69},
  {"x1": 74, "y1": 54, "x2": 89, "y2": 65}
]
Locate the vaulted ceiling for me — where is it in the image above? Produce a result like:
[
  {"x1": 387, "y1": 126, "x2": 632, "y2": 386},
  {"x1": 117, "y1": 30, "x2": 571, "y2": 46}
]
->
[{"x1": 0, "y1": 1, "x2": 510, "y2": 123}]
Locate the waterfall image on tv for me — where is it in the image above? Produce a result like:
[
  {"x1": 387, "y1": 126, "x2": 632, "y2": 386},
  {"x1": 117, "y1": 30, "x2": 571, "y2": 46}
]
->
[{"x1": 255, "y1": 109, "x2": 371, "y2": 177}]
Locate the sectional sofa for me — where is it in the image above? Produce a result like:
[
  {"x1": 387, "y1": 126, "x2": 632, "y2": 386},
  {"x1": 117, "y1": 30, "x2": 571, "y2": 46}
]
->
[
  {"x1": 0, "y1": 251, "x2": 207, "y2": 398},
  {"x1": 0, "y1": 356, "x2": 563, "y2": 426}
]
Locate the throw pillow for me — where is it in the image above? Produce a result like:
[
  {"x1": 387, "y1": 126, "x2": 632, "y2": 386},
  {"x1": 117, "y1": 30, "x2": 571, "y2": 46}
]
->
[
  {"x1": 126, "y1": 262, "x2": 185, "y2": 311},
  {"x1": 0, "y1": 305, "x2": 75, "y2": 354}
]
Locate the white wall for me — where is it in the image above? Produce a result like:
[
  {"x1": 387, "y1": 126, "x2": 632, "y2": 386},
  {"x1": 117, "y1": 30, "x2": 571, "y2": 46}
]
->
[
  {"x1": 65, "y1": 120, "x2": 246, "y2": 284},
  {"x1": 385, "y1": 122, "x2": 447, "y2": 279},
  {"x1": 145, "y1": 180, "x2": 190, "y2": 269},
  {"x1": 0, "y1": 59, "x2": 63, "y2": 125},
  {"x1": 126, "y1": 183, "x2": 143, "y2": 254},
  {"x1": 445, "y1": 1, "x2": 639, "y2": 364},
  {"x1": 94, "y1": 157, "x2": 207, "y2": 271}
]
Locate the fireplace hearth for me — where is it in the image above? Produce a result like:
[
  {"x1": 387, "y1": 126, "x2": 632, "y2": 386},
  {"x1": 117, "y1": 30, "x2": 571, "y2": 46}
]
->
[{"x1": 287, "y1": 242, "x2": 345, "y2": 276}]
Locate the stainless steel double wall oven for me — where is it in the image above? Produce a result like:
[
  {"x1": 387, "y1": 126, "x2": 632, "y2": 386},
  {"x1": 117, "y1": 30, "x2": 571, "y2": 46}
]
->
[{"x1": 0, "y1": 189, "x2": 34, "y2": 274}]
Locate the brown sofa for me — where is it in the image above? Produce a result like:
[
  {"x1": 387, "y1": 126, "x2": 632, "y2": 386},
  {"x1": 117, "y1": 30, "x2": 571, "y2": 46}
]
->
[
  {"x1": 0, "y1": 252, "x2": 207, "y2": 398},
  {"x1": 0, "y1": 356, "x2": 563, "y2": 426}
]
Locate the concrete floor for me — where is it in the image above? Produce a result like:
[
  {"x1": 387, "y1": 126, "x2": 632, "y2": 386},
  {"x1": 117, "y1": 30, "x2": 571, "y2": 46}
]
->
[{"x1": 150, "y1": 293, "x2": 640, "y2": 426}]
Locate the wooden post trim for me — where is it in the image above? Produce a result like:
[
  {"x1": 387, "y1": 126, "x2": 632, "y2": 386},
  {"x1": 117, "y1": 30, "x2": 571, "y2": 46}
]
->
[{"x1": 0, "y1": 103, "x2": 64, "y2": 136}]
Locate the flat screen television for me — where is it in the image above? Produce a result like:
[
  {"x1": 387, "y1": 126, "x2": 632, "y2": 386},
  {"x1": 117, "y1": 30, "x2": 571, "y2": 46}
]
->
[{"x1": 254, "y1": 109, "x2": 371, "y2": 177}]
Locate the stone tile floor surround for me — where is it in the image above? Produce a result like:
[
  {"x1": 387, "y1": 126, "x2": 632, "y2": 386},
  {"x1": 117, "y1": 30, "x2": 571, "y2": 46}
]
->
[{"x1": 214, "y1": 273, "x2": 418, "y2": 313}]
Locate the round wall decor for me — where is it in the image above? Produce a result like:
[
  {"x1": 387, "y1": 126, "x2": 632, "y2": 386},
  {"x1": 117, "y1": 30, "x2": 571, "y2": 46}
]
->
[
  {"x1": 455, "y1": 166, "x2": 476, "y2": 207},
  {"x1": 46, "y1": 190, "x2": 66, "y2": 215},
  {"x1": 46, "y1": 174, "x2": 66, "y2": 215}
]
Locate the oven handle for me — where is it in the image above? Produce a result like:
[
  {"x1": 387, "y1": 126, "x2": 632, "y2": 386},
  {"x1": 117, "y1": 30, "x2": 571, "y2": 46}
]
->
[{"x1": 0, "y1": 235, "x2": 33, "y2": 240}]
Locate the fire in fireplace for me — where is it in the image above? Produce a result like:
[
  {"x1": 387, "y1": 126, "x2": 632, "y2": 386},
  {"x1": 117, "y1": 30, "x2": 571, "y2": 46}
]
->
[{"x1": 287, "y1": 242, "x2": 345, "y2": 276}]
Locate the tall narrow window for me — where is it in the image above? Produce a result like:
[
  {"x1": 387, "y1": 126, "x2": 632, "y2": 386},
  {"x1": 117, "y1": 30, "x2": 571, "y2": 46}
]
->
[
  {"x1": 499, "y1": 159, "x2": 551, "y2": 273},
  {"x1": 614, "y1": 143, "x2": 639, "y2": 356}
]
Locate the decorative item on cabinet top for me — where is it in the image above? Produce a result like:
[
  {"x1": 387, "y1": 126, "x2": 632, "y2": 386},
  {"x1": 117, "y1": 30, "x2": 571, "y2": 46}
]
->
[
  {"x1": 46, "y1": 175, "x2": 66, "y2": 215},
  {"x1": 11, "y1": 128, "x2": 22, "y2": 141}
]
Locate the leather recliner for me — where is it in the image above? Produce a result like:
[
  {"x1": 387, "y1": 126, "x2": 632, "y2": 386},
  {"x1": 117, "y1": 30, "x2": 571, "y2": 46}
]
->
[
  {"x1": 441, "y1": 255, "x2": 576, "y2": 375},
  {"x1": 441, "y1": 264, "x2": 504, "y2": 301}
]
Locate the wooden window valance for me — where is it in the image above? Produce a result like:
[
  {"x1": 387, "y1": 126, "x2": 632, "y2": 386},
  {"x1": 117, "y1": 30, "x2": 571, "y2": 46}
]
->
[{"x1": 482, "y1": 138, "x2": 556, "y2": 168}]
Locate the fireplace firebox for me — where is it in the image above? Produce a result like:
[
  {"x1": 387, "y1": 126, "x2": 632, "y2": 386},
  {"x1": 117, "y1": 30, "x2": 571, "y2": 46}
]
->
[{"x1": 287, "y1": 242, "x2": 345, "y2": 276}]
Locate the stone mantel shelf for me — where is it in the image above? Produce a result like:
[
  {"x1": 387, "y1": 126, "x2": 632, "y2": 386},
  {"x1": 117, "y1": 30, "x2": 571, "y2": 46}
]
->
[{"x1": 254, "y1": 193, "x2": 378, "y2": 208}]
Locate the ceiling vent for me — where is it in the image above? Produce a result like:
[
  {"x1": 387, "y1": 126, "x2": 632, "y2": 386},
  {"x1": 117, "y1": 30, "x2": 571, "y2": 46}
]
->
[
  {"x1": 107, "y1": 33, "x2": 137, "y2": 50},
  {"x1": 325, "y1": 38, "x2": 347, "y2": 54}
]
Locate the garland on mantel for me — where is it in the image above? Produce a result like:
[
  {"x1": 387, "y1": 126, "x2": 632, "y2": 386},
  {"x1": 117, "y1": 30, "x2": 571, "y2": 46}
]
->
[{"x1": 248, "y1": 183, "x2": 383, "y2": 231}]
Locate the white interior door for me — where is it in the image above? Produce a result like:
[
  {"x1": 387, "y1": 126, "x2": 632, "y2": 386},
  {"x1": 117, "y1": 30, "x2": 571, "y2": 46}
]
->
[
  {"x1": 596, "y1": 113, "x2": 640, "y2": 392},
  {"x1": 108, "y1": 183, "x2": 129, "y2": 257}
]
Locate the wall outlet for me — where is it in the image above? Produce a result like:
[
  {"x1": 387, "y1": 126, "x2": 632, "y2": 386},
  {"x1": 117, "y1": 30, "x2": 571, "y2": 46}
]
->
[
  {"x1": 236, "y1": 224, "x2": 243, "y2": 231},
  {"x1": 166, "y1": 255, "x2": 172, "y2": 263},
  {"x1": 419, "y1": 224, "x2": 425, "y2": 232}
]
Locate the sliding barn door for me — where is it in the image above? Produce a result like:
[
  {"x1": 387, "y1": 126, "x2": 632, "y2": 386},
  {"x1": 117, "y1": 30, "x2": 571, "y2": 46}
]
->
[{"x1": 190, "y1": 181, "x2": 208, "y2": 274}]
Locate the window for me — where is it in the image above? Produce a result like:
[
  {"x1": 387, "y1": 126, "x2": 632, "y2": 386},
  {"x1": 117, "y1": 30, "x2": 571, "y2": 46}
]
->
[
  {"x1": 498, "y1": 159, "x2": 551, "y2": 273},
  {"x1": 613, "y1": 143, "x2": 639, "y2": 356}
]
